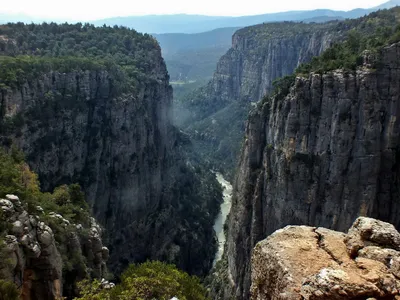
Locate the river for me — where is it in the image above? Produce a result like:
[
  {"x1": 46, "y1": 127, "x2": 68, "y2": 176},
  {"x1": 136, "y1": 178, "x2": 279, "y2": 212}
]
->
[{"x1": 213, "y1": 172, "x2": 233, "y2": 266}]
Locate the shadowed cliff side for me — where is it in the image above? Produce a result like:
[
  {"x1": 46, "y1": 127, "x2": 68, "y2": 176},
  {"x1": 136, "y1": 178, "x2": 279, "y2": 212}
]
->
[{"x1": 0, "y1": 23, "x2": 222, "y2": 278}]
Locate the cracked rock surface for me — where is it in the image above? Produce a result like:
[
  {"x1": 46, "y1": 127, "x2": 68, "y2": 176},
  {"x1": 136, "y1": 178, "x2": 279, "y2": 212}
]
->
[{"x1": 251, "y1": 217, "x2": 400, "y2": 300}]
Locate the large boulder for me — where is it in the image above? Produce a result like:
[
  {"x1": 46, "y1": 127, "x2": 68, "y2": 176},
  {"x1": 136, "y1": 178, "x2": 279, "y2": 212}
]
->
[{"x1": 251, "y1": 217, "x2": 400, "y2": 300}]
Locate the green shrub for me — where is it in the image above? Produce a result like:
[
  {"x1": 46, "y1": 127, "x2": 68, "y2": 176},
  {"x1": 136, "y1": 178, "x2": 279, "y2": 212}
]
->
[
  {"x1": 0, "y1": 280, "x2": 19, "y2": 300},
  {"x1": 75, "y1": 261, "x2": 209, "y2": 300}
]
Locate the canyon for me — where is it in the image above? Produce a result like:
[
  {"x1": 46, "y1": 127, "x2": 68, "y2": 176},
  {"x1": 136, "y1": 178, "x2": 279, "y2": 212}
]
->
[
  {"x1": 0, "y1": 23, "x2": 222, "y2": 299},
  {"x1": 2, "y1": 5, "x2": 400, "y2": 300}
]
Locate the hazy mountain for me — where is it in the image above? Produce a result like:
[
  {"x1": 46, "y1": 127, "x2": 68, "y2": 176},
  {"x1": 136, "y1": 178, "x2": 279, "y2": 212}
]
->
[
  {"x1": 302, "y1": 15, "x2": 345, "y2": 23},
  {"x1": 153, "y1": 28, "x2": 239, "y2": 82},
  {"x1": 92, "y1": 0, "x2": 400, "y2": 34},
  {"x1": 153, "y1": 27, "x2": 239, "y2": 54},
  {"x1": 0, "y1": 13, "x2": 46, "y2": 23}
]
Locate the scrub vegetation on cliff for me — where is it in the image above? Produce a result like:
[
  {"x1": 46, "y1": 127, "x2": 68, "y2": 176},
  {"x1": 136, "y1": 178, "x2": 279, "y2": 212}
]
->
[
  {"x1": 0, "y1": 147, "x2": 102, "y2": 296},
  {"x1": 297, "y1": 23, "x2": 400, "y2": 74},
  {"x1": 75, "y1": 261, "x2": 208, "y2": 300},
  {"x1": 0, "y1": 147, "x2": 90, "y2": 228},
  {"x1": 263, "y1": 8, "x2": 400, "y2": 102}
]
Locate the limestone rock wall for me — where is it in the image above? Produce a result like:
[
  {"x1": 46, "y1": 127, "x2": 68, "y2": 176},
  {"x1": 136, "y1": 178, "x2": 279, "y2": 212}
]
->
[
  {"x1": 178, "y1": 22, "x2": 340, "y2": 179},
  {"x1": 0, "y1": 62, "x2": 221, "y2": 277},
  {"x1": 226, "y1": 42, "x2": 400, "y2": 299}
]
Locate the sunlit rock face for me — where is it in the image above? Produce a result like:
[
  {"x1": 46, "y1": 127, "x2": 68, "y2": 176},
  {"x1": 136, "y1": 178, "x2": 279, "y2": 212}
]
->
[{"x1": 251, "y1": 217, "x2": 400, "y2": 299}]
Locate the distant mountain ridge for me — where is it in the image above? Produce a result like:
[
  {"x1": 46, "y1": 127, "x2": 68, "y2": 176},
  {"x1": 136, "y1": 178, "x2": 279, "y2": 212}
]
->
[
  {"x1": 153, "y1": 27, "x2": 239, "y2": 54},
  {"x1": 153, "y1": 27, "x2": 239, "y2": 82},
  {"x1": 91, "y1": 0, "x2": 400, "y2": 33},
  {"x1": 149, "y1": 0, "x2": 399, "y2": 81},
  {"x1": 1, "y1": 0, "x2": 400, "y2": 34}
]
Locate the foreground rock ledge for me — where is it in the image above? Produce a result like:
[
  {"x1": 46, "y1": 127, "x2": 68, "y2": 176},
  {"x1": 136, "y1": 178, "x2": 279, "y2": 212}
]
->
[{"x1": 251, "y1": 217, "x2": 400, "y2": 299}]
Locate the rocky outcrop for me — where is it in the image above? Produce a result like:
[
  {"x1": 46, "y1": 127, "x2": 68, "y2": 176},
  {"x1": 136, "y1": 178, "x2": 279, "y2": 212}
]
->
[
  {"x1": 251, "y1": 217, "x2": 400, "y2": 299},
  {"x1": 225, "y1": 41, "x2": 400, "y2": 299},
  {"x1": 0, "y1": 194, "x2": 109, "y2": 300}
]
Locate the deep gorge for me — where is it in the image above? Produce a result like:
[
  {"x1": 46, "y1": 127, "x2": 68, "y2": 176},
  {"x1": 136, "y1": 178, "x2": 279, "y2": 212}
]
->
[{"x1": 2, "y1": 4, "x2": 400, "y2": 300}]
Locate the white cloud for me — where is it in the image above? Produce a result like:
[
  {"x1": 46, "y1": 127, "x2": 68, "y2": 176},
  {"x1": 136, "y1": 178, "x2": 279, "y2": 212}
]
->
[{"x1": 0, "y1": 0, "x2": 388, "y2": 21}]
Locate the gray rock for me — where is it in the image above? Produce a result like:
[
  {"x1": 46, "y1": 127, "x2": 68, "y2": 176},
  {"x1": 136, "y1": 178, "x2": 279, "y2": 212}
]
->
[
  {"x1": 29, "y1": 243, "x2": 41, "y2": 258},
  {"x1": 37, "y1": 230, "x2": 53, "y2": 247},
  {"x1": 11, "y1": 220, "x2": 24, "y2": 236},
  {"x1": 6, "y1": 194, "x2": 19, "y2": 201},
  {"x1": 102, "y1": 247, "x2": 110, "y2": 261},
  {"x1": 6, "y1": 194, "x2": 23, "y2": 212},
  {"x1": 0, "y1": 199, "x2": 14, "y2": 215}
]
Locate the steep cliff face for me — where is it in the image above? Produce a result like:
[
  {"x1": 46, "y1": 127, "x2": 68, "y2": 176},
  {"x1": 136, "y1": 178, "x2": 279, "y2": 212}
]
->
[
  {"x1": 202, "y1": 22, "x2": 335, "y2": 110},
  {"x1": 0, "y1": 65, "x2": 221, "y2": 276},
  {"x1": 178, "y1": 9, "x2": 400, "y2": 178},
  {"x1": 0, "y1": 23, "x2": 222, "y2": 278},
  {"x1": 226, "y1": 42, "x2": 400, "y2": 298}
]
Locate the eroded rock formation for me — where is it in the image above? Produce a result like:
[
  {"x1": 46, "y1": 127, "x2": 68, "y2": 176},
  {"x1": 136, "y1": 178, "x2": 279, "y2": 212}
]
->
[
  {"x1": 251, "y1": 217, "x2": 400, "y2": 299},
  {"x1": 0, "y1": 194, "x2": 108, "y2": 300}
]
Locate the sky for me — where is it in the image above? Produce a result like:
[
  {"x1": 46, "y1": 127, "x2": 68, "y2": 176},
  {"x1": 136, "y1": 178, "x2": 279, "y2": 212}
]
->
[{"x1": 0, "y1": 0, "x2": 390, "y2": 21}]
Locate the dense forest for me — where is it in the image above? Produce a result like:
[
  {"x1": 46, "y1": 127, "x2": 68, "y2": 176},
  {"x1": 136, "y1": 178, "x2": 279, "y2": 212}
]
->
[{"x1": 0, "y1": 23, "x2": 163, "y2": 93}]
